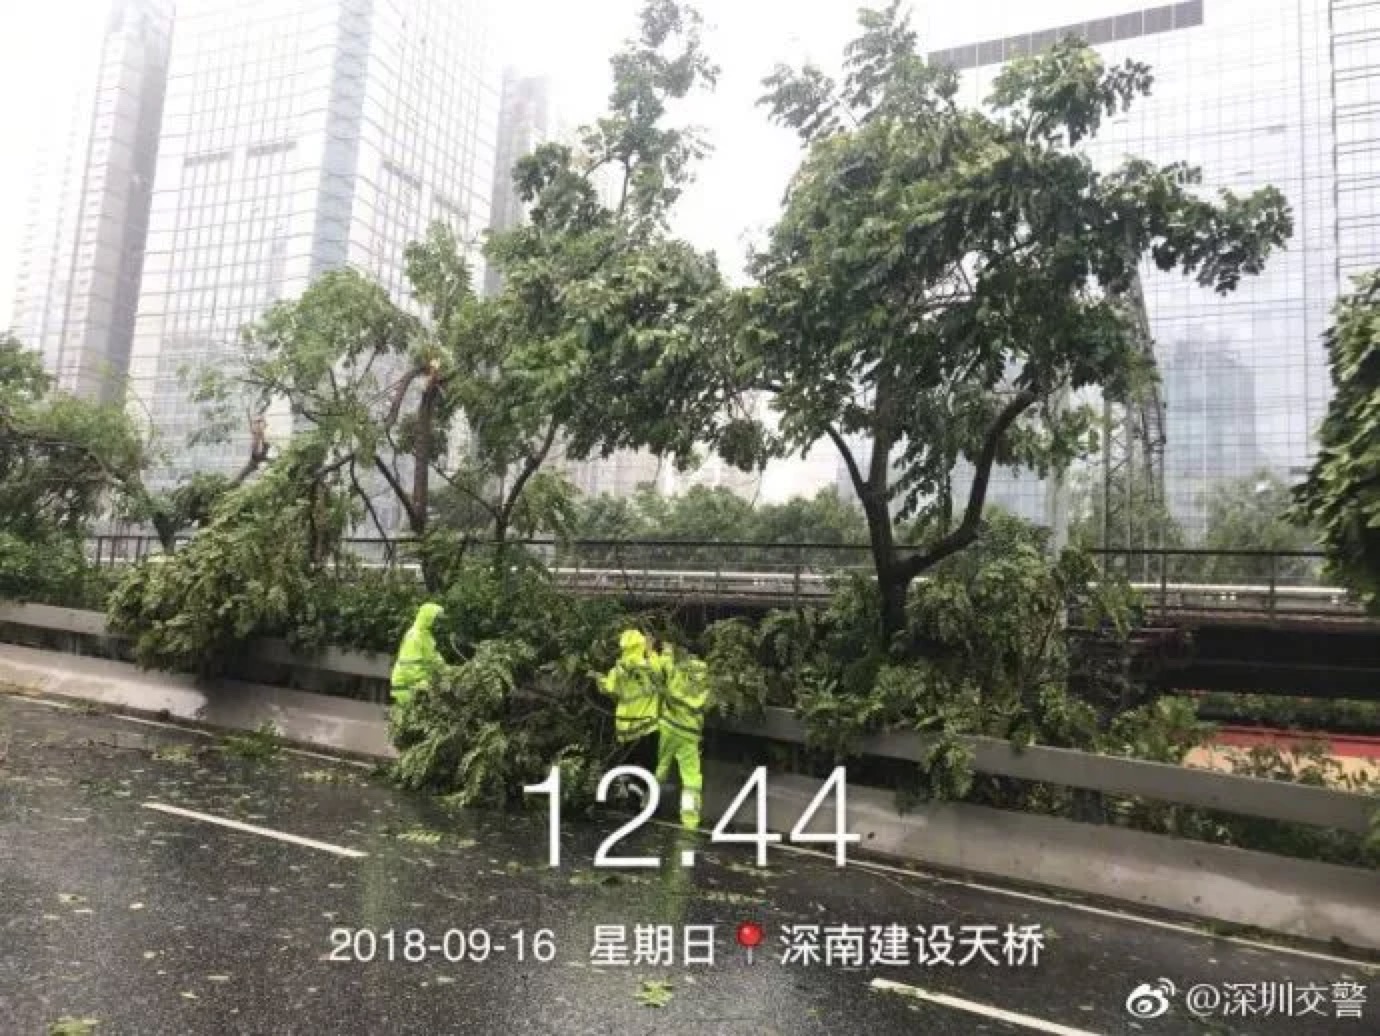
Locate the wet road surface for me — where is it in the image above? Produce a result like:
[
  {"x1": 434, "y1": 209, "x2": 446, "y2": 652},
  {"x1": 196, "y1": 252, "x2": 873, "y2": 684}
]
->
[{"x1": 0, "y1": 692, "x2": 1374, "y2": 1035}]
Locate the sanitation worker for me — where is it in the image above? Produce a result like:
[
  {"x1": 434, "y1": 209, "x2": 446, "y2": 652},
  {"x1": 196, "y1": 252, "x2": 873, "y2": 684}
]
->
[
  {"x1": 390, "y1": 602, "x2": 445, "y2": 711},
  {"x1": 599, "y1": 629, "x2": 710, "y2": 830}
]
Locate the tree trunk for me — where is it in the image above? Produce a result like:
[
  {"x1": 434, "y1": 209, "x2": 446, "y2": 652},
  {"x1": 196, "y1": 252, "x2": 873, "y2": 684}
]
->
[
  {"x1": 878, "y1": 570, "x2": 908, "y2": 640},
  {"x1": 823, "y1": 417, "x2": 910, "y2": 639},
  {"x1": 861, "y1": 490, "x2": 907, "y2": 638},
  {"x1": 152, "y1": 515, "x2": 177, "y2": 554},
  {"x1": 411, "y1": 381, "x2": 439, "y2": 538},
  {"x1": 884, "y1": 389, "x2": 1042, "y2": 636},
  {"x1": 411, "y1": 379, "x2": 442, "y2": 592},
  {"x1": 492, "y1": 513, "x2": 510, "y2": 573}
]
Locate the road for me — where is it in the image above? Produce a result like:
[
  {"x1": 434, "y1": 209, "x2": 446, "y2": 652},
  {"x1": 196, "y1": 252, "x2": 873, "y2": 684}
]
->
[{"x1": 0, "y1": 693, "x2": 1374, "y2": 1035}]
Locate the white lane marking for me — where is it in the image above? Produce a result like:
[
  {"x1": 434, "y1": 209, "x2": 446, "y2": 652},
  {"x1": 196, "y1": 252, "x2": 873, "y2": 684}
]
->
[
  {"x1": 7, "y1": 694, "x2": 79, "y2": 711},
  {"x1": 870, "y1": 978, "x2": 1105, "y2": 1034},
  {"x1": 96, "y1": 713, "x2": 213, "y2": 736},
  {"x1": 14, "y1": 689, "x2": 1364, "y2": 971},
  {"x1": 142, "y1": 802, "x2": 367, "y2": 858},
  {"x1": 275, "y1": 744, "x2": 378, "y2": 769},
  {"x1": 650, "y1": 820, "x2": 1378, "y2": 972}
]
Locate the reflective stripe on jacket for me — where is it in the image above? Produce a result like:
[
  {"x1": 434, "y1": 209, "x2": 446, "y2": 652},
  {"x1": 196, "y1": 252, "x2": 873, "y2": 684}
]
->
[{"x1": 599, "y1": 631, "x2": 710, "y2": 743}]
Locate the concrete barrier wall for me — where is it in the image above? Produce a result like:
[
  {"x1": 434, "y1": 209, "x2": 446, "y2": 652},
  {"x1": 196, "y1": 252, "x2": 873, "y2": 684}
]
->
[
  {"x1": 700, "y1": 767, "x2": 1380, "y2": 951},
  {"x1": 0, "y1": 642, "x2": 395, "y2": 760},
  {"x1": 1, "y1": 601, "x2": 1373, "y2": 836},
  {"x1": 1, "y1": 604, "x2": 1378, "y2": 951},
  {"x1": 718, "y1": 709, "x2": 1378, "y2": 834}
]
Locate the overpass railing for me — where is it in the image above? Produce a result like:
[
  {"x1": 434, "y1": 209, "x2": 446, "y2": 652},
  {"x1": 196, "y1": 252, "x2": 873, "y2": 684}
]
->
[
  {"x1": 1091, "y1": 547, "x2": 1349, "y2": 620},
  {"x1": 82, "y1": 536, "x2": 1357, "y2": 617}
]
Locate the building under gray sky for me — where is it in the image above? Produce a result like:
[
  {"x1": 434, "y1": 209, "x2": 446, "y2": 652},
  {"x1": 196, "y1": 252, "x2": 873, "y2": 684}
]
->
[
  {"x1": 934, "y1": 0, "x2": 1380, "y2": 538},
  {"x1": 485, "y1": 69, "x2": 550, "y2": 297},
  {"x1": 1160, "y1": 336, "x2": 1264, "y2": 523},
  {"x1": 7, "y1": 0, "x2": 1379, "y2": 522},
  {"x1": 9, "y1": 0, "x2": 172, "y2": 403},
  {"x1": 124, "y1": 0, "x2": 499, "y2": 488}
]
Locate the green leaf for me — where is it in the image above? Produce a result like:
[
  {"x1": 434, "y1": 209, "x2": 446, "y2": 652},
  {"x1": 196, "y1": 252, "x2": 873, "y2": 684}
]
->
[
  {"x1": 634, "y1": 979, "x2": 675, "y2": 1008},
  {"x1": 47, "y1": 1019, "x2": 99, "y2": 1036}
]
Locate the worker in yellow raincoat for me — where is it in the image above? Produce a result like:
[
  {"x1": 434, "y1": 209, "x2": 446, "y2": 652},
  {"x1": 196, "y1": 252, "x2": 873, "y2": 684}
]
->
[
  {"x1": 656, "y1": 648, "x2": 709, "y2": 830},
  {"x1": 599, "y1": 629, "x2": 710, "y2": 829},
  {"x1": 390, "y1": 602, "x2": 445, "y2": 709}
]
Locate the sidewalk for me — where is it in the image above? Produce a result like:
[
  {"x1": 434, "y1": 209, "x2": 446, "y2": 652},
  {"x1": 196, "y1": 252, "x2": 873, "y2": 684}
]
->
[{"x1": 1188, "y1": 741, "x2": 1380, "y2": 783}]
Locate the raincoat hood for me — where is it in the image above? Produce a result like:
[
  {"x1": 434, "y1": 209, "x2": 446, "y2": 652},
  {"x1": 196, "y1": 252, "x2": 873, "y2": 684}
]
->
[
  {"x1": 413, "y1": 602, "x2": 444, "y2": 632},
  {"x1": 618, "y1": 629, "x2": 648, "y2": 657}
]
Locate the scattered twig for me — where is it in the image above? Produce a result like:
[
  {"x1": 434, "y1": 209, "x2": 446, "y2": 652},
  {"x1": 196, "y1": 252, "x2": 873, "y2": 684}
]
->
[{"x1": 85, "y1": 738, "x2": 148, "y2": 753}]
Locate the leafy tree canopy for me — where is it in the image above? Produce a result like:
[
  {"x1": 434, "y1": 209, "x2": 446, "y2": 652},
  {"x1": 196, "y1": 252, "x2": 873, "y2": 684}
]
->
[
  {"x1": 726, "y1": 3, "x2": 1291, "y2": 632},
  {"x1": 1068, "y1": 466, "x2": 1185, "y2": 553},
  {"x1": 1202, "y1": 470, "x2": 1315, "y2": 583},
  {"x1": 483, "y1": 0, "x2": 730, "y2": 474},
  {"x1": 210, "y1": 0, "x2": 726, "y2": 578},
  {"x1": 108, "y1": 435, "x2": 357, "y2": 672},
  {"x1": 0, "y1": 334, "x2": 147, "y2": 542},
  {"x1": 569, "y1": 484, "x2": 868, "y2": 546},
  {"x1": 1294, "y1": 273, "x2": 1380, "y2": 611}
]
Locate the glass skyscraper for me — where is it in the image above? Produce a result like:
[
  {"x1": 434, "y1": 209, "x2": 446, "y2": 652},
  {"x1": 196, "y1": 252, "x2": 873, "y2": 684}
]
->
[
  {"x1": 127, "y1": 0, "x2": 499, "y2": 485},
  {"x1": 10, "y1": 0, "x2": 173, "y2": 404},
  {"x1": 486, "y1": 69, "x2": 551, "y2": 297},
  {"x1": 926, "y1": 0, "x2": 1380, "y2": 537},
  {"x1": 1160, "y1": 336, "x2": 1264, "y2": 521}
]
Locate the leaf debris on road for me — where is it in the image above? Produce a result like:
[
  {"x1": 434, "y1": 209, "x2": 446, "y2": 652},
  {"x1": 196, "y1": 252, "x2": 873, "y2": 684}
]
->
[{"x1": 635, "y1": 979, "x2": 674, "y2": 1008}]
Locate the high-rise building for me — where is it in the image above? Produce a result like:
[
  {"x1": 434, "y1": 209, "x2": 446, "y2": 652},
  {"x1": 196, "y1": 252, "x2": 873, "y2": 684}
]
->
[
  {"x1": 551, "y1": 444, "x2": 663, "y2": 499},
  {"x1": 127, "y1": 0, "x2": 499, "y2": 485},
  {"x1": 924, "y1": 0, "x2": 1379, "y2": 537},
  {"x1": 1161, "y1": 335, "x2": 1264, "y2": 520},
  {"x1": 9, "y1": 0, "x2": 173, "y2": 403},
  {"x1": 659, "y1": 453, "x2": 763, "y2": 500},
  {"x1": 485, "y1": 69, "x2": 551, "y2": 296}
]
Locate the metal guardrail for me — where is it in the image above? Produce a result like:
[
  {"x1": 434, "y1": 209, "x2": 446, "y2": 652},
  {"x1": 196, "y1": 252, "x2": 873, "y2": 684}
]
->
[
  {"x1": 83, "y1": 536, "x2": 1359, "y2": 618},
  {"x1": 716, "y1": 708, "x2": 1376, "y2": 835},
  {"x1": 0, "y1": 600, "x2": 1374, "y2": 836},
  {"x1": 546, "y1": 567, "x2": 1362, "y2": 615},
  {"x1": 87, "y1": 556, "x2": 1361, "y2": 616},
  {"x1": 85, "y1": 535, "x2": 1329, "y2": 568}
]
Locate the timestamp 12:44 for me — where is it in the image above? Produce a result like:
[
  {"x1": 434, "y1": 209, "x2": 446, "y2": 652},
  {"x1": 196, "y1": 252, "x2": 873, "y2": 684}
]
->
[{"x1": 523, "y1": 765, "x2": 859, "y2": 870}]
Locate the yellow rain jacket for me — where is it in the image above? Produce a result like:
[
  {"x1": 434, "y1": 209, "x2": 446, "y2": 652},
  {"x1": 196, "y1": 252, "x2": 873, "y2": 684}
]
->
[
  {"x1": 660, "y1": 656, "x2": 709, "y2": 739},
  {"x1": 599, "y1": 629, "x2": 670, "y2": 742},
  {"x1": 655, "y1": 651, "x2": 710, "y2": 830},
  {"x1": 390, "y1": 602, "x2": 444, "y2": 706},
  {"x1": 601, "y1": 631, "x2": 713, "y2": 829}
]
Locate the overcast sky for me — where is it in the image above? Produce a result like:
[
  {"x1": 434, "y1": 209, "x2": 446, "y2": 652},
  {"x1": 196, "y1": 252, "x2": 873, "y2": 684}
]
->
[
  {"x1": 0, "y1": 1, "x2": 1139, "y2": 323},
  {"x1": 0, "y1": 1, "x2": 81, "y2": 330},
  {"x1": 0, "y1": 0, "x2": 1131, "y2": 498},
  {"x1": 496, "y1": 0, "x2": 866, "y2": 281},
  {"x1": 495, "y1": 0, "x2": 1144, "y2": 275}
]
